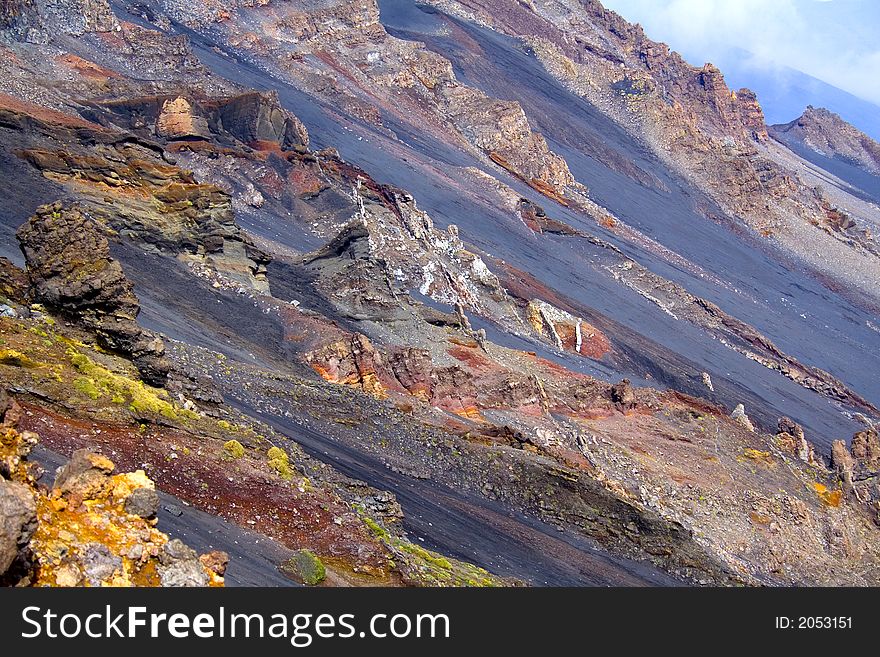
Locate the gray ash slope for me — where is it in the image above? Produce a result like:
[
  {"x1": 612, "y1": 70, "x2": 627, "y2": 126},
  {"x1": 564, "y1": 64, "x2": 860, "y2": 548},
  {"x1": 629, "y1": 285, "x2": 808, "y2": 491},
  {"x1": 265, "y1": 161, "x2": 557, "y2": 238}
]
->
[
  {"x1": 377, "y1": 1, "x2": 880, "y2": 442},
  {"x1": 105, "y1": 0, "x2": 880, "y2": 448},
  {"x1": 2, "y1": 0, "x2": 879, "y2": 587}
]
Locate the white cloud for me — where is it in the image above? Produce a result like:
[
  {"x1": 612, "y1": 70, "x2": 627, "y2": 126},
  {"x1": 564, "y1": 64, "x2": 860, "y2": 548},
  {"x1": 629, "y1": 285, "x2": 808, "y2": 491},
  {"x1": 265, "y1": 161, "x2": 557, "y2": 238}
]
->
[{"x1": 601, "y1": 0, "x2": 880, "y2": 106}]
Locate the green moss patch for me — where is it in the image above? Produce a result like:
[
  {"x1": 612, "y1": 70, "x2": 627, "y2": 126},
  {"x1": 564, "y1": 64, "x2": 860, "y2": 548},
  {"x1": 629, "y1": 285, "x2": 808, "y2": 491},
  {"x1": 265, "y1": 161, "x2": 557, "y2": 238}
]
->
[
  {"x1": 68, "y1": 349, "x2": 197, "y2": 421},
  {"x1": 280, "y1": 549, "x2": 326, "y2": 585}
]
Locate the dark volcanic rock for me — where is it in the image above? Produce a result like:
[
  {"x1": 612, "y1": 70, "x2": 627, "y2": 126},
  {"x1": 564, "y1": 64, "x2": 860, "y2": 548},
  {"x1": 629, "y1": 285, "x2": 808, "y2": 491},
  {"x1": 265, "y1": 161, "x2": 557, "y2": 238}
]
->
[
  {"x1": 16, "y1": 202, "x2": 171, "y2": 385},
  {"x1": 123, "y1": 486, "x2": 160, "y2": 520},
  {"x1": 89, "y1": 91, "x2": 309, "y2": 150},
  {"x1": 216, "y1": 91, "x2": 309, "y2": 149}
]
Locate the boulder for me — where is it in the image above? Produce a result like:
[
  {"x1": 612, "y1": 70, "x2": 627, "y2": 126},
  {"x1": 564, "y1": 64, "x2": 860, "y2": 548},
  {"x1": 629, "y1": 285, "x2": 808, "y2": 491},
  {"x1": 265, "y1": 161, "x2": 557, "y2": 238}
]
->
[
  {"x1": 53, "y1": 449, "x2": 114, "y2": 500},
  {"x1": 0, "y1": 479, "x2": 36, "y2": 576},
  {"x1": 158, "y1": 539, "x2": 209, "y2": 587},
  {"x1": 610, "y1": 379, "x2": 636, "y2": 411},
  {"x1": 124, "y1": 486, "x2": 160, "y2": 520},
  {"x1": 199, "y1": 550, "x2": 229, "y2": 577},
  {"x1": 17, "y1": 202, "x2": 171, "y2": 385}
]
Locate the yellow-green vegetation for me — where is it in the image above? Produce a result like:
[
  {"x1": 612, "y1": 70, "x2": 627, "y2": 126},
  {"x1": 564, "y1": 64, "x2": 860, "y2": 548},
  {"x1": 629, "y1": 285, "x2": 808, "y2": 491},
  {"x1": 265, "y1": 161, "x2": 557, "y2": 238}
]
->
[
  {"x1": 398, "y1": 542, "x2": 452, "y2": 570},
  {"x1": 358, "y1": 509, "x2": 500, "y2": 587},
  {"x1": 73, "y1": 376, "x2": 101, "y2": 400},
  {"x1": 281, "y1": 549, "x2": 326, "y2": 585},
  {"x1": 0, "y1": 348, "x2": 44, "y2": 368},
  {"x1": 267, "y1": 445, "x2": 293, "y2": 480},
  {"x1": 217, "y1": 420, "x2": 233, "y2": 431},
  {"x1": 741, "y1": 448, "x2": 774, "y2": 467},
  {"x1": 363, "y1": 515, "x2": 389, "y2": 540},
  {"x1": 223, "y1": 439, "x2": 245, "y2": 459},
  {"x1": 68, "y1": 349, "x2": 197, "y2": 421}
]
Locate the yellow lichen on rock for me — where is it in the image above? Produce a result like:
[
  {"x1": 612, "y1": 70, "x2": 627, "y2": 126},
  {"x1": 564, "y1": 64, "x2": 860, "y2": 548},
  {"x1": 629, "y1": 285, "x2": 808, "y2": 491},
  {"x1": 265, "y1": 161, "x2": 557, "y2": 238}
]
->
[{"x1": 0, "y1": 393, "x2": 225, "y2": 587}]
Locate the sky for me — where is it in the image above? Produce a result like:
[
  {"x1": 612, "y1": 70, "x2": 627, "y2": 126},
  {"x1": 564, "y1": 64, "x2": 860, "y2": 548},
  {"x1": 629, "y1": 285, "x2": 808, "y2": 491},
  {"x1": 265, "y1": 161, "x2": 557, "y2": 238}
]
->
[{"x1": 600, "y1": 0, "x2": 880, "y2": 107}]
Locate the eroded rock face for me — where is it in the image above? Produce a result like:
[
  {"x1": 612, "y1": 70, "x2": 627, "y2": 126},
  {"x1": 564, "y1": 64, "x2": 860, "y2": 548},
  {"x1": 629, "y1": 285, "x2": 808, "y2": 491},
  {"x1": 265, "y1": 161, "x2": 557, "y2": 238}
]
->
[
  {"x1": 156, "y1": 96, "x2": 210, "y2": 140},
  {"x1": 527, "y1": 299, "x2": 610, "y2": 359},
  {"x1": 216, "y1": 91, "x2": 309, "y2": 150},
  {"x1": 775, "y1": 416, "x2": 820, "y2": 467},
  {"x1": 34, "y1": 0, "x2": 118, "y2": 35},
  {"x1": 2, "y1": 95, "x2": 271, "y2": 295},
  {"x1": 92, "y1": 91, "x2": 309, "y2": 150},
  {"x1": 158, "y1": 0, "x2": 581, "y2": 203},
  {"x1": 831, "y1": 428, "x2": 880, "y2": 523},
  {"x1": 428, "y1": 0, "x2": 880, "y2": 288},
  {"x1": 300, "y1": 166, "x2": 521, "y2": 324},
  {"x1": 16, "y1": 202, "x2": 171, "y2": 385}
]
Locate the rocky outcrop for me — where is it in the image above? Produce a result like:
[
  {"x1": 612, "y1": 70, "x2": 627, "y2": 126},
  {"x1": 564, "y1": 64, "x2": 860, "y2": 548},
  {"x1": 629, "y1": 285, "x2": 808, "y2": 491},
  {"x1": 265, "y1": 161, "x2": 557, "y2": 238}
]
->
[
  {"x1": 155, "y1": 96, "x2": 210, "y2": 140},
  {"x1": 771, "y1": 106, "x2": 880, "y2": 175},
  {"x1": 730, "y1": 403, "x2": 755, "y2": 432},
  {"x1": 17, "y1": 202, "x2": 171, "y2": 385},
  {"x1": 300, "y1": 161, "x2": 521, "y2": 324},
  {"x1": 0, "y1": 391, "x2": 225, "y2": 586},
  {"x1": 831, "y1": 427, "x2": 880, "y2": 523},
  {"x1": 306, "y1": 333, "x2": 389, "y2": 399},
  {"x1": 527, "y1": 299, "x2": 610, "y2": 359},
  {"x1": 90, "y1": 91, "x2": 310, "y2": 150},
  {"x1": 4, "y1": 95, "x2": 272, "y2": 294},
  {"x1": 34, "y1": 0, "x2": 118, "y2": 35},
  {"x1": 775, "y1": 416, "x2": 820, "y2": 467}
]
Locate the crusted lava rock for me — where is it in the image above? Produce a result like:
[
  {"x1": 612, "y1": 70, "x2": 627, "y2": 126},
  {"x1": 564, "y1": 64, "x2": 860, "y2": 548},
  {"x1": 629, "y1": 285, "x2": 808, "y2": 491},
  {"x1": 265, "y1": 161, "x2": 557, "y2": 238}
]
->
[
  {"x1": 16, "y1": 202, "x2": 171, "y2": 386},
  {"x1": 0, "y1": 389, "x2": 223, "y2": 587}
]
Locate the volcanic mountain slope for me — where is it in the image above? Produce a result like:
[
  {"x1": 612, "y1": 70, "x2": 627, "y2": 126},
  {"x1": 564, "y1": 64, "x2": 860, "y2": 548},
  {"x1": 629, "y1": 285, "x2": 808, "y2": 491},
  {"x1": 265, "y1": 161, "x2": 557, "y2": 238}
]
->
[
  {"x1": 0, "y1": 0, "x2": 880, "y2": 586},
  {"x1": 423, "y1": 0, "x2": 880, "y2": 269},
  {"x1": 772, "y1": 106, "x2": 880, "y2": 177}
]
